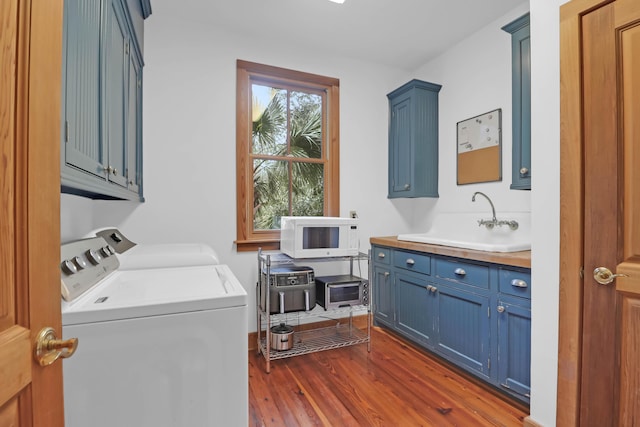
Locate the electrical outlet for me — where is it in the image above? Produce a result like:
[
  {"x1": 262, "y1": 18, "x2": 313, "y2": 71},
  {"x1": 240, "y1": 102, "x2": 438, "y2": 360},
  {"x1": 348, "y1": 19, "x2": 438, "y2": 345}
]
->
[{"x1": 349, "y1": 210, "x2": 358, "y2": 219}]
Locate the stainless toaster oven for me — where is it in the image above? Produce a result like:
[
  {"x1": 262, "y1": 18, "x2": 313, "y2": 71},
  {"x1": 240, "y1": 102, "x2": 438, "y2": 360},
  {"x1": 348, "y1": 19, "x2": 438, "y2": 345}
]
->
[{"x1": 315, "y1": 274, "x2": 368, "y2": 310}]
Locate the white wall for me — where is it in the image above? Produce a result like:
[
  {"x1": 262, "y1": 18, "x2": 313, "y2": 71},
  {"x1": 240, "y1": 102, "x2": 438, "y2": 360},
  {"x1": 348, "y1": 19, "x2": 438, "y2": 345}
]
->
[
  {"x1": 529, "y1": 0, "x2": 567, "y2": 425},
  {"x1": 61, "y1": 1, "x2": 567, "y2": 424}
]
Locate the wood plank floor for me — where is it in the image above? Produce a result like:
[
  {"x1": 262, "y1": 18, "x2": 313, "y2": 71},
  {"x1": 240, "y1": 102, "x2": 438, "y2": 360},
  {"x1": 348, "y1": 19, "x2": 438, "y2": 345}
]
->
[{"x1": 249, "y1": 326, "x2": 529, "y2": 426}]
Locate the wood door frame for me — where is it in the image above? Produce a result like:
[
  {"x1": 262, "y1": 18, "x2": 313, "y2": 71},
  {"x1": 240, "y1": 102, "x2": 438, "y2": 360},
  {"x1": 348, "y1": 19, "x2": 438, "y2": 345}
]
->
[{"x1": 558, "y1": 0, "x2": 616, "y2": 425}]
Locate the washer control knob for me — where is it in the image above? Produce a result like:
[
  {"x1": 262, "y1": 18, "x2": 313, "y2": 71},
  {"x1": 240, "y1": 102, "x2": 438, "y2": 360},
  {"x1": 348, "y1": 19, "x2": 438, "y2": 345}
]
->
[
  {"x1": 86, "y1": 249, "x2": 102, "y2": 265},
  {"x1": 73, "y1": 256, "x2": 87, "y2": 270},
  {"x1": 61, "y1": 260, "x2": 78, "y2": 275},
  {"x1": 100, "y1": 245, "x2": 115, "y2": 257}
]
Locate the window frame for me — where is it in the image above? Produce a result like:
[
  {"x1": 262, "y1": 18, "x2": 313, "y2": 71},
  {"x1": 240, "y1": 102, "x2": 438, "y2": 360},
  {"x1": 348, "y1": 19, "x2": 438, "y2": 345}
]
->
[{"x1": 235, "y1": 60, "x2": 340, "y2": 252}]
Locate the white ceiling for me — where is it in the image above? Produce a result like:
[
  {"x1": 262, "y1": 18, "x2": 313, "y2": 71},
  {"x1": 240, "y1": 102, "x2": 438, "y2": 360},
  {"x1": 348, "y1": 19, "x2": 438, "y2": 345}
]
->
[{"x1": 154, "y1": 0, "x2": 527, "y2": 71}]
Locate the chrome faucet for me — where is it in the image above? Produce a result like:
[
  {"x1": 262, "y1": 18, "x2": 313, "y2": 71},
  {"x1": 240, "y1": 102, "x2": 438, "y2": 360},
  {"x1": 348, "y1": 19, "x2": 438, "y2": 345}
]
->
[{"x1": 471, "y1": 192, "x2": 519, "y2": 230}]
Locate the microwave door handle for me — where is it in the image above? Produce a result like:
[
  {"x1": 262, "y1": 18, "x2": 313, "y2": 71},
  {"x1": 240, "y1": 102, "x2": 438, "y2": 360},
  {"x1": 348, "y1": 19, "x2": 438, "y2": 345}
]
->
[
  {"x1": 279, "y1": 291, "x2": 285, "y2": 314},
  {"x1": 304, "y1": 289, "x2": 310, "y2": 311}
]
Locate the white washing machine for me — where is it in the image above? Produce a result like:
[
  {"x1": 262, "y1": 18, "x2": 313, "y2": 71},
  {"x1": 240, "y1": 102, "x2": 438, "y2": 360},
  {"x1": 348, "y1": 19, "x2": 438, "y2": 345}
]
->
[{"x1": 60, "y1": 233, "x2": 248, "y2": 427}]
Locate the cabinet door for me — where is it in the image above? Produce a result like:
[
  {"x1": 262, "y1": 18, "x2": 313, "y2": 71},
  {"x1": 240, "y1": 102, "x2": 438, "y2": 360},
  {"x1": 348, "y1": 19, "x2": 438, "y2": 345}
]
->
[
  {"x1": 373, "y1": 265, "x2": 394, "y2": 328},
  {"x1": 103, "y1": 0, "x2": 129, "y2": 188},
  {"x1": 497, "y1": 298, "x2": 531, "y2": 399},
  {"x1": 395, "y1": 272, "x2": 436, "y2": 347},
  {"x1": 503, "y1": 14, "x2": 531, "y2": 190},
  {"x1": 389, "y1": 96, "x2": 413, "y2": 197},
  {"x1": 62, "y1": 0, "x2": 105, "y2": 178},
  {"x1": 435, "y1": 284, "x2": 491, "y2": 377},
  {"x1": 126, "y1": 49, "x2": 142, "y2": 194}
]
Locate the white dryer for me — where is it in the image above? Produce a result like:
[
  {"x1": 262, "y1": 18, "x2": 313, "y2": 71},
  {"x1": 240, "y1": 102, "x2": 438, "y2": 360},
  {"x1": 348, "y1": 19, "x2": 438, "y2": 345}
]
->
[{"x1": 60, "y1": 234, "x2": 248, "y2": 427}]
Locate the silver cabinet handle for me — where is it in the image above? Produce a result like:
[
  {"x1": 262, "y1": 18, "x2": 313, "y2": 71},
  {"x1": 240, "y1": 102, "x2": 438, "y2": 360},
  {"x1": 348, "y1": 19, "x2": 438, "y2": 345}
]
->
[
  {"x1": 427, "y1": 285, "x2": 438, "y2": 293},
  {"x1": 377, "y1": 252, "x2": 386, "y2": 259},
  {"x1": 520, "y1": 167, "x2": 529, "y2": 175},
  {"x1": 404, "y1": 183, "x2": 410, "y2": 190},
  {"x1": 510, "y1": 279, "x2": 528, "y2": 288},
  {"x1": 454, "y1": 268, "x2": 466, "y2": 276},
  {"x1": 497, "y1": 305, "x2": 505, "y2": 313},
  {"x1": 304, "y1": 289, "x2": 310, "y2": 311},
  {"x1": 383, "y1": 272, "x2": 390, "y2": 278},
  {"x1": 102, "y1": 166, "x2": 118, "y2": 175},
  {"x1": 406, "y1": 258, "x2": 415, "y2": 266}
]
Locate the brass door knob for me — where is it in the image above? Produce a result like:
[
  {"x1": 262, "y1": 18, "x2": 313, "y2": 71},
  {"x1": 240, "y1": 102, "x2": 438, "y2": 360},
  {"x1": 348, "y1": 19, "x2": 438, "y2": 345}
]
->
[
  {"x1": 593, "y1": 267, "x2": 628, "y2": 285},
  {"x1": 34, "y1": 327, "x2": 78, "y2": 366}
]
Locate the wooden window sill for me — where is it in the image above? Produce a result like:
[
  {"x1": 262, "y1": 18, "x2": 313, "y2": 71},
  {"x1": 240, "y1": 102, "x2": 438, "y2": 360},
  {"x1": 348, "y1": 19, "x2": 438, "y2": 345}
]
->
[{"x1": 235, "y1": 239, "x2": 281, "y2": 252}]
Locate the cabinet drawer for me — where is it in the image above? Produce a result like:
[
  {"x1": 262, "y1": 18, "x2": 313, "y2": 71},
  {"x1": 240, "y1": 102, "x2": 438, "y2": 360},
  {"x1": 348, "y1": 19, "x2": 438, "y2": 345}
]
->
[
  {"x1": 498, "y1": 268, "x2": 531, "y2": 299},
  {"x1": 435, "y1": 258, "x2": 489, "y2": 290},
  {"x1": 372, "y1": 246, "x2": 391, "y2": 265},
  {"x1": 393, "y1": 250, "x2": 431, "y2": 275}
]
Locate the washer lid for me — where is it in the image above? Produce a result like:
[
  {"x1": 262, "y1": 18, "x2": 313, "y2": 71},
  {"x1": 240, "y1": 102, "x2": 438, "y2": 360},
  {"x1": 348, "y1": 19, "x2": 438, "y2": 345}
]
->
[{"x1": 61, "y1": 264, "x2": 246, "y2": 325}]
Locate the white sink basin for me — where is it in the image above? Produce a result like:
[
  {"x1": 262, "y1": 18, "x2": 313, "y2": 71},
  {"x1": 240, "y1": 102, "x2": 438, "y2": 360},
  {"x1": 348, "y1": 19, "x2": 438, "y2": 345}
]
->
[{"x1": 397, "y1": 213, "x2": 531, "y2": 253}]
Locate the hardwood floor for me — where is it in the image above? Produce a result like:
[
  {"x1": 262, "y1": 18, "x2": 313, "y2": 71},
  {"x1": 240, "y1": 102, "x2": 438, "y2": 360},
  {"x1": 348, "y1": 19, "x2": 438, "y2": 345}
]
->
[{"x1": 249, "y1": 327, "x2": 528, "y2": 426}]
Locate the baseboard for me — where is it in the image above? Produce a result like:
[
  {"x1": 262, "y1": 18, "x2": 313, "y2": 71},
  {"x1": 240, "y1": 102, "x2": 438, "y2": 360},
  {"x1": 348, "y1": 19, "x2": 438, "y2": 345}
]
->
[
  {"x1": 523, "y1": 416, "x2": 544, "y2": 427},
  {"x1": 248, "y1": 314, "x2": 369, "y2": 352}
]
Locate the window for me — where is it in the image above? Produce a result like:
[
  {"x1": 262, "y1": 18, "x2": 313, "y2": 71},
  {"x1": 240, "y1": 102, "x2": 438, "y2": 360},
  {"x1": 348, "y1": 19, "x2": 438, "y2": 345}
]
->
[{"x1": 236, "y1": 60, "x2": 340, "y2": 251}]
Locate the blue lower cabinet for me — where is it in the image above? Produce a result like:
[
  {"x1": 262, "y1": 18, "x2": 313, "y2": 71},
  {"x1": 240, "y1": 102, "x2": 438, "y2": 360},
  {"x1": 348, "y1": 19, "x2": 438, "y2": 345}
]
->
[
  {"x1": 436, "y1": 284, "x2": 491, "y2": 377},
  {"x1": 497, "y1": 297, "x2": 531, "y2": 399},
  {"x1": 373, "y1": 264, "x2": 394, "y2": 328},
  {"x1": 395, "y1": 272, "x2": 436, "y2": 347},
  {"x1": 370, "y1": 244, "x2": 531, "y2": 403}
]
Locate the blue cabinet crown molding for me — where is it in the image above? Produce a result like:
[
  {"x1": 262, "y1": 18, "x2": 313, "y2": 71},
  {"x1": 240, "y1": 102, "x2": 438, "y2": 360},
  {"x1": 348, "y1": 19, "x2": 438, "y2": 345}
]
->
[{"x1": 501, "y1": 13, "x2": 529, "y2": 34}]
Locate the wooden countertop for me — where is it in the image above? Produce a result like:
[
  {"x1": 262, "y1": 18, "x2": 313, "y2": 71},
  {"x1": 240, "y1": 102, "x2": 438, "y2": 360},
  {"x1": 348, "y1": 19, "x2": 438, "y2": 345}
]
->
[{"x1": 370, "y1": 236, "x2": 531, "y2": 269}]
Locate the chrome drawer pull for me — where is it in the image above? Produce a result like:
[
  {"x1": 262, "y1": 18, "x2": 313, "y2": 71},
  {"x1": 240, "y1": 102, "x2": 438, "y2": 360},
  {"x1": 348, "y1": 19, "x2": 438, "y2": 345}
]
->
[
  {"x1": 511, "y1": 279, "x2": 528, "y2": 288},
  {"x1": 378, "y1": 252, "x2": 386, "y2": 259},
  {"x1": 406, "y1": 258, "x2": 415, "y2": 266},
  {"x1": 454, "y1": 268, "x2": 466, "y2": 276},
  {"x1": 427, "y1": 285, "x2": 438, "y2": 293}
]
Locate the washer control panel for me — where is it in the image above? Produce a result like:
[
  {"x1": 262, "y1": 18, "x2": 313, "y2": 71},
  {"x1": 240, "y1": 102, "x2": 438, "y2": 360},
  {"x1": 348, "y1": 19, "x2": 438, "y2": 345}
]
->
[{"x1": 60, "y1": 237, "x2": 120, "y2": 302}]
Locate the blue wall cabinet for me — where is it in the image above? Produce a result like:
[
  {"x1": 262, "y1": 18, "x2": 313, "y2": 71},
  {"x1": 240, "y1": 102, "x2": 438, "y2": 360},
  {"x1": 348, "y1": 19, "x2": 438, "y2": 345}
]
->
[
  {"x1": 371, "y1": 244, "x2": 531, "y2": 403},
  {"x1": 503, "y1": 13, "x2": 531, "y2": 190},
  {"x1": 387, "y1": 79, "x2": 442, "y2": 198},
  {"x1": 61, "y1": 0, "x2": 150, "y2": 201}
]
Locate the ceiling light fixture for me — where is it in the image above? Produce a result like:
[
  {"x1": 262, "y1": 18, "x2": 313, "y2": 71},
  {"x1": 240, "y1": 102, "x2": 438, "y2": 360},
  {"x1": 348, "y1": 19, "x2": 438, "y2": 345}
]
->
[{"x1": 328, "y1": 0, "x2": 345, "y2": 4}]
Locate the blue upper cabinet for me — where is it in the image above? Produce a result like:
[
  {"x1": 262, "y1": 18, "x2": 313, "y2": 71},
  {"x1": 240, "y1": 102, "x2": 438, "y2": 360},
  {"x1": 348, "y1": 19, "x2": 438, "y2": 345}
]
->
[
  {"x1": 387, "y1": 79, "x2": 442, "y2": 198},
  {"x1": 502, "y1": 13, "x2": 531, "y2": 191},
  {"x1": 61, "y1": 0, "x2": 150, "y2": 201}
]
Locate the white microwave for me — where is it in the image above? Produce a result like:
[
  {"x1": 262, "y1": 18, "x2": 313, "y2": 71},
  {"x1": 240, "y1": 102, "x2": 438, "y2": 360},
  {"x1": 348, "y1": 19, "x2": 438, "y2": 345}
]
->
[{"x1": 280, "y1": 216, "x2": 359, "y2": 259}]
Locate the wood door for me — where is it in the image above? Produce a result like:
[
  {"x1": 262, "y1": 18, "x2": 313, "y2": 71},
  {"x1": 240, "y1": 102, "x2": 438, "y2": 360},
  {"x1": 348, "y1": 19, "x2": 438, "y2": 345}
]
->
[
  {"x1": 559, "y1": 0, "x2": 640, "y2": 425},
  {"x1": 0, "y1": 0, "x2": 65, "y2": 426}
]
